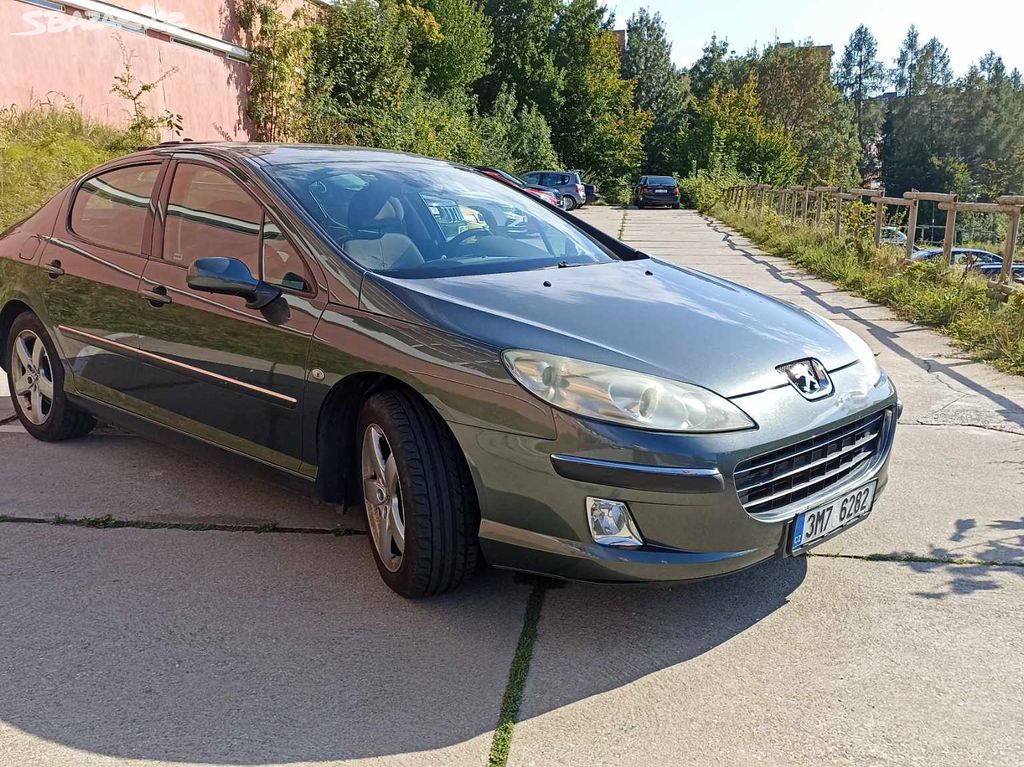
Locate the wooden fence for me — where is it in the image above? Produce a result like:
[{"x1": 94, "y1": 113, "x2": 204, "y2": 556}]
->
[{"x1": 722, "y1": 184, "x2": 1023, "y2": 297}]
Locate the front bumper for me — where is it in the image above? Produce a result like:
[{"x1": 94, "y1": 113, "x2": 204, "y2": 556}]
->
[{"x1": 452, "y1": 364, "x2": 899, "y2": 583}]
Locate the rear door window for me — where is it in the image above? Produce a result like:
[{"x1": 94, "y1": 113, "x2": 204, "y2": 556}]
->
[{"x1": 70, "y1": 164, "x2": 160, "y2": 253}]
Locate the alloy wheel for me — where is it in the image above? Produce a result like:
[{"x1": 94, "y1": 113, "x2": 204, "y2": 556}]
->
[
  {"x1": 10, "y1": 329, "x2": 54, "y2": 426},
  {"x1": 361, "y1": 423, "x2": 406, "y2": 572}
]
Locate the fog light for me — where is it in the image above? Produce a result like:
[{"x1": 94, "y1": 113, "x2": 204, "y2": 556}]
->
[{"x1": 586, "y1": 497, "x2": 644, "y2": 548}]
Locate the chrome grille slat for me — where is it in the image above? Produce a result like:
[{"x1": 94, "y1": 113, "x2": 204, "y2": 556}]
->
[
  {"x1": 736, "y1": 412, "x2": 885, "y2": 476},
  {"x1": 735, "y1": 409, "x2": 889, "y2": 516},
  {"x1": 741, "y1": 449, "x2": 874, "y2": 510},
  {"x1": 737, "y1": 427, "x2": 881, "y2": 493}
]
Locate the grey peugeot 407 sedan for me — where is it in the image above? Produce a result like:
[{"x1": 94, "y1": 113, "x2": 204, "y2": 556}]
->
[{"x1": 0, "y1": 144, "x2": 899, "y2": 597}]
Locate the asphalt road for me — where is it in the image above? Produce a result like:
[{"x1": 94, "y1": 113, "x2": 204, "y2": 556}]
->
[{"x1": 1, "y1": 208, "x2": 1022, "y2": 766}]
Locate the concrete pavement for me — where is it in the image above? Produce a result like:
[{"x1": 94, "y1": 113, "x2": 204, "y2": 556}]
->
[{"x1": 0, "y1": 207, "x2": 1021, "y2": 766}]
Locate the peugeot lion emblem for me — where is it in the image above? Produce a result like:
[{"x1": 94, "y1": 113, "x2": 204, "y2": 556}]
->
[{"x1": 778, "y1": 358, "x2": 833, "y2": 400}]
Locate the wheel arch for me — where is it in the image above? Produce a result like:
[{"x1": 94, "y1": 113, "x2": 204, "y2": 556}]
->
[
  {"x1": 0, "y1": 299, "x2": 33, "y2": 372},
  {"x1": 313, "y1": 371, "x2": 473, "y2": 507}
]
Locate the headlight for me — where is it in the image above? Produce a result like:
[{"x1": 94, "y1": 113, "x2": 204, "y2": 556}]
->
[
  {"x1": 829, "y1": 322, "x2": 882, "y2": 385},
  {"x1": 502, "y1": 350, "x2": 755, "y2": 432}
]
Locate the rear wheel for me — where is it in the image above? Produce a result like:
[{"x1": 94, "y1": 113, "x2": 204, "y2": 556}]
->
[
  {"x1": 672, "y1": 203, "x2": 681, "y2": 210},
  {"x1": 357, "y1": 390, "x2": 480, "y2": 598},
  {"x1": 5, "y1": 312, "x2": 95, "y2": 441},
  {"x1": 564, "y1": 196, "x2": 577, "y2": 211}
]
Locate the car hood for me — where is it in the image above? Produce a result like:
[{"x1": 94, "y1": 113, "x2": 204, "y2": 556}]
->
[{"x1": 360, "y1": 259, "x2": 858, "y2": 398}]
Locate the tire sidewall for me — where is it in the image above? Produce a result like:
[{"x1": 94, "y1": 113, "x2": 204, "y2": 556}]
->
[
  {"x1": 5, "y1": 313, "x2": 75, "y2": 440},
  {"x1": 356, "y1": 398, "x2": 426, "y2": 595}
]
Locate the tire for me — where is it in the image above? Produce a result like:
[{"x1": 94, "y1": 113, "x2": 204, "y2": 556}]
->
[
  {"x1": 5, "y1": 312, "x2": 95, "y2": 442},
  {"x1": 357, "y1": 389, "x2": 480, "y2": 598},
  {"x1": 637, "y1": 201, "x2": 645, "y2": 209},
  {"x1": 564, "y1": 196, "x2": 577, "y2": 211},
  {"x1": 672, "y1": 203, "x2": 681, "y2": 210}
]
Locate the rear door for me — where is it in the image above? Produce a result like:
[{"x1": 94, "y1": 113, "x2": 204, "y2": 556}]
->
[
  {"x1": 133, "y1": 157, "x2": 327, "y2": 469},
  {"x1": 40, "y1": 160, "x2": 166, "y2": 408}
]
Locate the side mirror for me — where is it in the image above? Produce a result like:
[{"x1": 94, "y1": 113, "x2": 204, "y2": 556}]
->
[{"x1": 186, "y1": 257, "x2": 281, "y2": 310}]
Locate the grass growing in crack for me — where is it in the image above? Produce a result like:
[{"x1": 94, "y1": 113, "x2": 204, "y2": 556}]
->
[
  {"x1": 811, "y1": 551, "x2": 1024, "y2": 568},
  {"x1": 715, "y1": 205, "x2": 1024, "y2": 376},
  {"x1": 488, "y1": 582, "x2": 548, "y2": 767},
  {"x1": 618, "y1": 207, "x2": 627, "y2": 239},
  {"x1": 0, "y1": 514, "x2": 366, "y2": 536}
]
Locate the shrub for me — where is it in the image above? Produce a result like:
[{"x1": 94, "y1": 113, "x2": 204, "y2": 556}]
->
[{"x1": 0, "y1": 101, "x2": 134, "y2": 231}]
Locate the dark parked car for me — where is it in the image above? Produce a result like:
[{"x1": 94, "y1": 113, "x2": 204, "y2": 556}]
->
[
  {"x1": 911, "y1": 247, "x2": 1024, "y2": 281},
  {"x1": 633, "y1": 175, "x2": 681, "y2": 209},
  {"x1": 1, "y1": 143, "x2": 899, "y2": 598},
  {"x1": 584, "y1": 183, "x2": 602, "y2": 205},
  {"x1": 474, "y1": 166, "x2": 561, "y2": 207},
  {"x1": 521, "y1": 170, "x2": 586, "y2": 210}
]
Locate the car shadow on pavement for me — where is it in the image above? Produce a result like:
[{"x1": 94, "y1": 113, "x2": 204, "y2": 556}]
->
[{"x1": 0, "y1": 522, "x2": 806, "y2": 764}]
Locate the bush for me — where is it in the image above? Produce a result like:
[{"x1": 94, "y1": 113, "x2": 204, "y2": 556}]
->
[
  {"x1": 716, "y1": 204, "x2": 1024, "y2": 376},
  {"x1": 678, "y1": 165, "x2": 747, "y2": 212},
  {"x1": 0, "y1": 101, "x2": 134, "y2": 231}
]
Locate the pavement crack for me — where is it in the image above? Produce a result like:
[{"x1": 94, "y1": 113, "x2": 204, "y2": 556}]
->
[
  {"x1": 488, "y1": 580, "x2": 548, "y2": 767},
  {"x1": 0, "y1": 514, "x2": 367, "y2": 536},
  {"x1": 809, "y1": 551, "x2": 1024, "y2": 569}
]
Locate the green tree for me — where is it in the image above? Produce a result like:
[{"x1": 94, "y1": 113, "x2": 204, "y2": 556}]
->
[
  {"x1": 409, "y1": 0, "x2": 493, "y2": 96},
  {"x1": 755, "y1": 43, "x2": 859, "y2": 184},
  {"x1": 622, "y1": 8, "x2": 688, "y2": 173},
  {"x1": 303, "y1": 0, "x2": 417, "y2": 144},
  {"x1": 688, "y1": 36, "x2": 754, "y2": 101},
  {"x1": 686, "y1": 76, "x2": 803, "y2": 185},
  {"x1": 478, "y1": 84, "x2": 560, "y2": 171},
  {"x1": 477, "y1": 0, "x2": 562, "y2": 114},
  {"x1": 836, "y1": 24, "x2": 886, "y2": 175},
  {"x1": 548, "y1": 1, "x2": 651, "y2": 200}
]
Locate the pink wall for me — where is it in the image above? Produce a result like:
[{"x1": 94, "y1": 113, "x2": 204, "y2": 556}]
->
[{"x1": 0, "y1": 0, "x2": 261, "y2": 140}]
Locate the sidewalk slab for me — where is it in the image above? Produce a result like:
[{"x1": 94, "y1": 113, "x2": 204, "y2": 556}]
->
[
  {"x1": 0, "y1": 524, "x2": 524, "y2": 766},
  {"x1": 510, "y1": 556, "x2": 1024, "y2": 767}
]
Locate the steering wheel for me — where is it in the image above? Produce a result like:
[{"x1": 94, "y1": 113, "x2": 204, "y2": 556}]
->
[{"x1": 448, "y1": 228, "x2": 494, "y2": 247}]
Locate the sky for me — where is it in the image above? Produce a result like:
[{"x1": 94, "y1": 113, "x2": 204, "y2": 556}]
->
[{"x1": 607, "y1": 0, "x2": 1024, "y2": 79}]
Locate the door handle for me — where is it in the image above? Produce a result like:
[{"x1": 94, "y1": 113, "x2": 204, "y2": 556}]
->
[
  {"x1": 146, "y1": 285, "x2": 173, "y2": 307},
  {"x1": 42, "y1": 259, "x2": 64, "y2": 279}
]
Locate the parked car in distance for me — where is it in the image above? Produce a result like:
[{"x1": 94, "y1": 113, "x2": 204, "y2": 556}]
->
[
  {"x1": 584, "y1": 183, "x2": 602, "y2": 205},
  {"x1": 911, "y1": 247, "x2": 1024, "y2": 282},
  {"x1": 1, "y1": 143, "x2": 899, "y2": 598},
  {"x1": 474, "y1": 166, "x2": 561, "y2": 207},
  {"x1": 521, "y1": 170, "x2": 586, "y2": 210},
  {"x1": 880, "y1": 226, "x2": 907, "y2": 247},
  {"x1": 633, "y1": 175, "x2": 681, "y2": 209}
]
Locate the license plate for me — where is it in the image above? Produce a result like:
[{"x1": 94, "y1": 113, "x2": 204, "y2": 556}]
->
[
  {"x1": 790, "y1": 481, "x2": 876, "y2": 551},
  {"x1": 654, "y1": 189, "x2": 668, "y2": 194}
]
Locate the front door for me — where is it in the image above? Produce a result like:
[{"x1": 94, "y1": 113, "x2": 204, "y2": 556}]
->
[{"x1": 132, "y1": 159, "x2": 326, "y2": 470}]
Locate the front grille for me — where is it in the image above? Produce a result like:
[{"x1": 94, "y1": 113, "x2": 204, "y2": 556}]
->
[{"x1": 735, "y1": 409, "x2": 888, "y2": 515}]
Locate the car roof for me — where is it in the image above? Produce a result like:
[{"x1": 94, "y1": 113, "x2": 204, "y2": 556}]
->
[{"x1": 133, "y1": 142, "x2": 459, "y2": 169}]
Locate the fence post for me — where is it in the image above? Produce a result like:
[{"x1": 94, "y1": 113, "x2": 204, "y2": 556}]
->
[
  {"x1": 941, "y1": 195, "x2": 959, "y2": 266},
  {"x1": 777, "y1": 188, "x2": 786, "y2": 215},
  {"x1": 816, "y1": 192, "x2": 824, "y2": 225},
  {"x1": 834, "y1": 189, "x2": 844, "y2": 237},
  {"x1": 789, "y1": 189, "x2": 798, "y2": 222},
  {"x1": 802, "y1": 188, "x2": 810, "y2": 223},
  {"x1": 873, "y1": 199, "x2": 885, "y2": 247},
  {"x1": 904, "y1": 197, "x2": 919, "y2": 260},
  {"x1": 1000, "y1": 197, "x2": 1022, "y2": 283}
]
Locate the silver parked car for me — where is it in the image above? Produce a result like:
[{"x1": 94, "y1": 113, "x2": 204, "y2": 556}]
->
[{"x1": 521, "y1": 170, "x2": 587, "y2": 210}]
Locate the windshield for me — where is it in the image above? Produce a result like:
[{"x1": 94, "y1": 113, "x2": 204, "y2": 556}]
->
[
  {"x1": 269, "y1": 161, "x2": 616, "y2": 278},
  {"x1": 647, "y1": 176, "x2": 677, "y2": 186}
]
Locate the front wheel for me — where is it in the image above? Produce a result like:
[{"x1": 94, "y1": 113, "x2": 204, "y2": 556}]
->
[
  {"x1": 5, "y1": 312, "x2": 95, "y2": 442},
  {"x1": 357, "y1": 390, "x2": 480, "y2": 598}
]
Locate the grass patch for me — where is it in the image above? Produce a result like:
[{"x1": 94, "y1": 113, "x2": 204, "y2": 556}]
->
[
  {"x1": 0, "y1": 100, "x2": 135, "y2": 232},
  {"x1": 715, "y1": 205, "x2": 1024, "y2": 376},
  {"x1": 488, "y1": 582, "x2": 547, "y2": 767}
]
